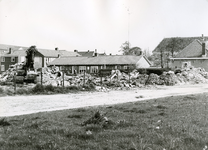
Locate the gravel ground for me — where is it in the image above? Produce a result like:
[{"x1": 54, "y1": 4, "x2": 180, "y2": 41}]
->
[{"x1": 1, "y1": 83, "x2": 208, "y2": 117}]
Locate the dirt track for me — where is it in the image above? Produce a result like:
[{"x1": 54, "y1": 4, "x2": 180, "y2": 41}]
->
[{"x1": 1, "y1": 84, "x2": 208, "y2": 117}]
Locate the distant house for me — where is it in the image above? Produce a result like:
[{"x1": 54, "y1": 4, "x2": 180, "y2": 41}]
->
[
  {"x1": 34, "y1": 48, "x2": 80, "y2": 68},
  {"x1": 74, "y1": 49, "x2": 106, "y2": 57},
  {"x1": 152, "y1": 35, "x2": 208, "y2": 68},
  {"x1": 48, "y1": 55, "x2": 151, "y2": 74},
  {"x1": 0, "y1": 44, "x2": 29, "y2": 73},
  {"x1": 0, "y1": 44, "x2": 80, "y2": 73},
  {"x1": 170, "y1": 39, "x2": 208, "y2": 71},
  {"x1": 0, "y1": 47, "x2": 27, "y2": 73}
]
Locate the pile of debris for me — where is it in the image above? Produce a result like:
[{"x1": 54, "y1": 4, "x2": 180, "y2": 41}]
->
[
  {"x1": 0, "y1": 63, "x2": 24, "y2": 84},
  {"x1": 1, "y1": 64, "x2": 208, "y2": 89}
]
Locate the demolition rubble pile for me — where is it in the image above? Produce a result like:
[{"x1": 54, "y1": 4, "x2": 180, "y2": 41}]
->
[
  {"x1": 1, "y1": 64, "x2": 208, "y2": 89},
  {"x1": 0, "y1": 63, "x2": 24, "y2": 84}
]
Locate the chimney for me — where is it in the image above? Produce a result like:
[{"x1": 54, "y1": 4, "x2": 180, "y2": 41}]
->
[
  {"x1": 202, "y1": 34, "x2": 206, "y2": 57},
  {"x1": 94, "y1": 49, "x2": 97, "y2": 57},
  {"x1": 55, "y1": 47, "x2": 58, "y2": 51},
  {"x1": 8, "y1": 48, "x2": 12, "y2": 54},
  {"x1": 202, "y1": 42, "x2": 206, "y2": 56}
]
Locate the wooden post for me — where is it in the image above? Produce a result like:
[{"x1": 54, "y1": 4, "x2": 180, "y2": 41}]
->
[
  {"x1": 116, "y1": 70, "x2": 118, "y2": 83},
  {"x1": 62, "y1": 71, "x2": 64, "y2": 87},
  {"x1": 129, "y1": 67, "x2": 130, "y2": 84},
  {"x1": 41, "y1": 71, "x2": 43, "y2": 86},
  {"x1": 83, "y1": 70, "x2": 85, "y2": 86},
  {"x1": 14, "y1": 73, "x2": 16, "y2": 94},
  {"x1": 100, "y1": 75, "x2": 103, "y2": 89}
]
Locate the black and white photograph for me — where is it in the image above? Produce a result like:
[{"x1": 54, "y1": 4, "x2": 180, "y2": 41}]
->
[{"x1": 0, "y1": 0, "x2": 208, "y2": 149}]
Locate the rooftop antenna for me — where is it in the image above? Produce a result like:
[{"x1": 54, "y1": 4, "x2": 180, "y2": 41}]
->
[{"x1": 127, "y1": 2, "x2": 130, "y2": 44}]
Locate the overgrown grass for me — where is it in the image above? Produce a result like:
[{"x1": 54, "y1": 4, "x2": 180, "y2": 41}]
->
[
  {"x1": 1, "y1": 83, "x2": 95, "y2": 96},
  {"x1": 1, "y1": 93, "x2": 208, "y2": 149}
]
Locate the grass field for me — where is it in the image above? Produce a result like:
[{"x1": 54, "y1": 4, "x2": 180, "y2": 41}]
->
[{"x1": 1, "y1": 93, "x2": 208, "y2": 150}]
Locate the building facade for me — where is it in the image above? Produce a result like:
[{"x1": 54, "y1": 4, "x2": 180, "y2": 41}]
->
[
  {"x1": 48, "y1": 55, "x2": 152, "y2": 75},
  {"x1": 170, "y1": 39, "x2": 208, "y2": 71},
  {"x1": 0, "y1": 44, "x2": 80, "y2": 74}
]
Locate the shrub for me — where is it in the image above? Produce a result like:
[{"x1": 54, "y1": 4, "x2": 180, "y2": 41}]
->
[
  {"x1": 5, "y1": 88, "x2": 14, "y2": 96},
  {"x1": 66, "y1": 85, "x2": 80, "y2": 91},
  {"x1": 0, "y1": 87, "x2": 4, "y2": 94},
  {"x1": 82, "y1": 83, "x2": 95, "y2": 91},
  {"x1": 0, "y1": 118, "x2": 11, "y2": 126},
  {"x1": 16, "y1": 88, "x2": 29, "y2": 95},
  {"x1": 31, "y1": 84, "x2": 44, "y2": 94},
  {"x1": 44, "y1": 84, "x2": 55, "y2": 92}
]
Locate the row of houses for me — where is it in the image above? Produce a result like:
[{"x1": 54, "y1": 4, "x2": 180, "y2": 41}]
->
[
  {"x1": 2, "y1": 34, "x2": 207, "y2": 75},
  {"x1": 0, "y1": 44, "x2": 151, "y2": 74},
  {"x1": 0, "y1": 44, "x2": 81, "y2": 74}
]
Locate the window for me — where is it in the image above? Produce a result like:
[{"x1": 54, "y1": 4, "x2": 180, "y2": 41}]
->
[
  {"x1": 11, "y1": 57, "x2": 15, "y2": 62},
  {"x1": 60, "y1": 66, "x2": 65, "y2": 71},
  {"x1": 182, "y1": 62, "x2": 191, "y2": 68},
  {"x1": 1, "y1": 57, "x2": 5, "y2": 62},
  {"x1": 124, "y1": 66, "x2": 128, "y2": 69},
  {"x1": 1, "y1": 65, "x2": 5, "y2": 71},
  {"x1": 79, "y1": 66, "x2": 86, "y2": 74},
  {"x1": 90, "y1": 66, "x2": 98, "y2": 73}
]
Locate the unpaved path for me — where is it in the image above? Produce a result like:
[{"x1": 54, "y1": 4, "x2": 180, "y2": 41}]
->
[{"x1": 1, "y1": 84, "x2": 208, "y2": 117}]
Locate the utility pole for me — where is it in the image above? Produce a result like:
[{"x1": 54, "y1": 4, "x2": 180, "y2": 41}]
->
[{"x1": 160, "y1": 49, "x2": 164, "y2": 68}]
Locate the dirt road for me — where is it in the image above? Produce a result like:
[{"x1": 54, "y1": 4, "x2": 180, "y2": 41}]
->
[{"x1": 1, "y1": 84, "x2": 208, "y2": 117}]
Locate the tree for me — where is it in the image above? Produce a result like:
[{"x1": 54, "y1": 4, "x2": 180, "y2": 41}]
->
[
  {"x1": 25, "y1": 46, "x2": 37, "y2": 70},
  {"x1": 166, "y1": 38, "x2": 177, "y2": 58},
  {"x1": 119, "y1": 41, "x2": 130, "y2": 55},
  {"x1": 119, "y1": 41, "x2": 142, "y2": 56}
]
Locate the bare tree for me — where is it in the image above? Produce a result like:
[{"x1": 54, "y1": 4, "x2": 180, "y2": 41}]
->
[{"x1": 166, "y1": 38, "x2": 177, "y2": 57}]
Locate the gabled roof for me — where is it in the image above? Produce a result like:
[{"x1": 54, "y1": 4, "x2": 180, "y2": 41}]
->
[
  {"x1": 59, "y1": 50, "x2": 80, "y2": 57},
  {"x1": 37, "y1": 49, "x2": 80, "y2": 57},
  {"x1": 77, "y1": 51, "x2": 95, "y2": 57},
  {"x1": 175, "y1": 40, "x2": 208, "y2": 58},
  {"x1": 153, "y1": 36, "x2": 208, "y2": 53},
  {"x1": 1, "y1": 50, "x2": 26, "y2": 57},
  {"x1": 49, "y1": 55, "x2": 150, "y2": 66},
  {"x1": 37, "y1": 49, "x2": 59, "y2": 57},
  {"x1": 98, "y1": 52, "x2": 106, "y2": 56},
  {"x1": 0, "y1": 44, "x2": 28, "y2": 51}
]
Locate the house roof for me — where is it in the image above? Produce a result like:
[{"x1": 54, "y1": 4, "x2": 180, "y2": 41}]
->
[
  {"x1": 0, "y1": 44, "x2": 79, "y2": 58},
  {"x1": 36, "y1": 49, "x2": 80, "y2": 57},
  {"x1": 58, "y1": 50, "x2": 80, "y2": 57},
  {"x1": 175, "y1": 40, "x2": 208, "y2": 58},
  {"x1": 77, "y1": 51, "x2": 95, "y2": 57},
  {"x1": 37, "y1": 49, "x2": 59, "y2": 57},
  {"x1": 153, "y1": 36, "x2": 208, "y2": 53},
  {"x1": 1, "y1": 50, "x2": 26, "y2": 57},
  {"x1": 0, "y1": 44, "x2": 28, "y2": 51},
  {"x1": 98, "y1": 52, "x2": 106, "y2": 56},
  {"x1": 49, "y1": 55, "x2": 150, "y2": 66}
]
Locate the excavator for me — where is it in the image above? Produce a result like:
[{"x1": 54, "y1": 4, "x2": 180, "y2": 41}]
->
[{"x1": 15, "y1": 46, "x2": 38, "y2": 84}]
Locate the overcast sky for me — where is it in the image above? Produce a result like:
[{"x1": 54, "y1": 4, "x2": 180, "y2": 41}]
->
[{"x1": 1, "y1": 0, "x2": 208, "y2": 54}]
